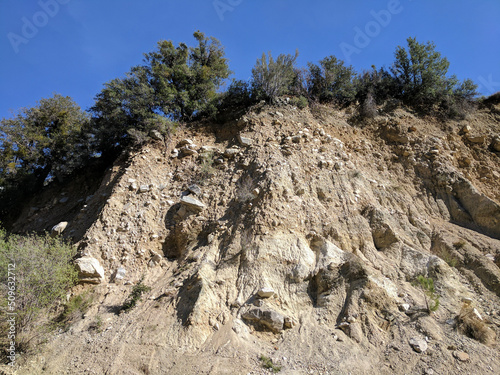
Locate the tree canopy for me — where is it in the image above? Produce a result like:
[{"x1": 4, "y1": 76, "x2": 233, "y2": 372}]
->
[
  {"x1": 0, "y1": 94, "x2": 90, "y2": 189},
  {"x1": 89, "y1": 31, "x2": 231, "y2": 154}
]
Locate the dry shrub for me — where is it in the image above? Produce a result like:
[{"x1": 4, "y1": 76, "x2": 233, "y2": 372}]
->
[{"x1": 457, "y1": 304, "x2": 496, "y2": 346}]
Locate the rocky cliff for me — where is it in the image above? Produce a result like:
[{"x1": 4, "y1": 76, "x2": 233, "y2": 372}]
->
[{"x1": 9, "y1": 102, "x2": 500, "y2": 374}]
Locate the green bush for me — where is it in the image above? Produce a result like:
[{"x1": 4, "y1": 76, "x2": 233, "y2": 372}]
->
[
  {"x1": 0, "y1": 228, "x2": 77, "y2": 351},
  {"x1": 259, "y1": 355, "x2": 282, "y2": 373},
  {"x1": 415, "y1": 275, "x2": 440, "y2": 313},
  {"x1": 290, "y1": 95, "x2": 309, "y2": 109},
  {"x1": 307, "y1": 55, "x2": 357, "y2": 105},
  {"x1": 55, "y1": 291, "x2": 94, "y2": 330},
  {"x1": 121, "y1": 278, "x2": 151, "y2": 312}
]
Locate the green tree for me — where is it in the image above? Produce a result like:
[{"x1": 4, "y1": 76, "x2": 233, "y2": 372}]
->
[
  {"x1": 90, "y1": 31, "x2": 231, "y2": 153},
  {"x1": 0, "y1": 94, "x2": 91, "y2": 189},
  {"x1": 251, "y1": 50, "x2": 299, "y2": 102},
  {"x1": 307, "y1": 55, "x2": 357, "y2": 105},
  {"x1": 391, "y1": 37, "x2": 452, "y2": 106}
]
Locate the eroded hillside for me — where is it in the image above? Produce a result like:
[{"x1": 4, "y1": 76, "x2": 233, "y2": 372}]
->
[{"x1": 8, "y1": 102, "x2": 500, "y2": 374}]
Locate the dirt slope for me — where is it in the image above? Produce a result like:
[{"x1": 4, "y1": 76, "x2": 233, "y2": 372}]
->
[{"x1": 6, "y1": 102, "x2": 500, "y2": 374}]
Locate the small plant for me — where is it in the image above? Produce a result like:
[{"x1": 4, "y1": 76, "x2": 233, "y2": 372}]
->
[
  {"x1": 121, "y1": 277, "x2": 151, "y2": 312},
  {"x1": 199, "y1": 151, "x2": 216, "y2": 180},
  {"x1": 457, "y1": 303, "x2": 496, "y2": 346},
  {"x1": 259, "y1": 355, "x2": 282, "y2": 373},
  {"x1": 453, "y1": 240, "x2": 466, "y2": 249},
  {"x1": 439, "y1": 249, "x2": 458, "y2": 268},
  {"x1": 58, "y1": 292, "x2": 94, "y2": 326},
  {"x1": 290, "y1": 95, "x2": 308, "y2": 109},
  {"x1": 415, "y1": 275, "x2": 440, "y2": 313},
  {"x1": 89, "y1": 314, "x2": 103, "y2": 332}
]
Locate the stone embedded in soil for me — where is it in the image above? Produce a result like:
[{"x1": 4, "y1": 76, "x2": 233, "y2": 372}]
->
[
  {"x1": 188, "y1": 184, "x2": 202, "y2": 196},
  {"x1": 224, "y1": 148, "x2": 239, "y2": 158},
  {"x1": 257, "y1": 287, "x2": 275, "y2": 298},
  {"x1": 453, "y1": 351, "x2": 470, "y2": 362},
  {"x1": 75, "y1": 256, "x2": 105, "y2": 284},
  {"x1": 241, "y1": 307, "x2": 284, "y2": 333},
  {"x1": 409, "y1": 337, "x2": 428, "y2": 353},
  {"x1": 238, "y1": 134, "x2": 253, "y2": 147},
  {"x1": 180, "y1": 195, "x2": 206, "y2": 211}
]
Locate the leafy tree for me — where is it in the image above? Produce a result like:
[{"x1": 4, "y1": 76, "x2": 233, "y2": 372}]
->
[
  {"x1": 145, "y1": 31, "x2": 231, "y2": 120},
  {"x1": 89, "y1": 31, "x2": 231, "y2": 152},
  {"x1": 390, "y1": 37, "x2": 477, "y2": 108},
  {"x1": 0, "y1": 94, "x2": 91, "y2": 189},
  {"x1": 251, "y1": 50, "x2": 299, "y2": 102},
  {"x1": 307, "y1": 56, "x2": 357, "y2": 105}
]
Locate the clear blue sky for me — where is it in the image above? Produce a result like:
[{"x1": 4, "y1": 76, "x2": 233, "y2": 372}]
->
[{"x1": 1, "y1": 0, "x2": 499, "y2": 119}]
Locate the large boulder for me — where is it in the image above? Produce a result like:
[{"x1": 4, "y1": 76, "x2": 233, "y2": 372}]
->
[
  {"x1": 241, "y1": 307, "x2": 285, "y2": 333},
  {"x1": 75, "y1": 256, "x2": 105, "y2": 284}
]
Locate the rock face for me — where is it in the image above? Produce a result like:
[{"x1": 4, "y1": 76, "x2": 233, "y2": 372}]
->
[
  {"x1": 12, "y1": 105, "x2": 500, "y2": 375},
  {"x1": 75, "y1": 256, "x2": 105, "y2": 284}
]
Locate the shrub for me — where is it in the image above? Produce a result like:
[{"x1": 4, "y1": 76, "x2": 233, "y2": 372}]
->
[
  {"x1": 457, "y1": 304, "x2": 496, "y2": 346},
  {"x1": 0, "y1": 229, "x2": 77, "y2": 352},
  {"x1": 307, "y1": 55, "x2": 356, "y2": 105},
  {"x1": 121, "y1": 277, "x2": 151, "y2": 312},
  {"x1": 259, "y1": 355, "x2": 281, "y2": 373},
  {"x1": 251, "y1": 50, "x2": 299, "y2": 103},
  {"x1": 290, "y1": 95, "x2": 309, "y2": 109},
  {"x1": 55, "y1": 291, "x2": 94, "y2": 330},
  {"x1": 415, "y1": 275, "x2": 440, "y2": 313}
]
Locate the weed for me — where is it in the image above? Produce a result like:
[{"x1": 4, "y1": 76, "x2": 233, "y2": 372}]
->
[
  {"x1": 457, "y1": 304, "x2": 496, "y2": 346},
  {"x1": 453, "y1": 240, "x2": 466, "y2": 250},
  {"x1": 56, "y1": 291, "x2": 94, "y2": 329},
  {"x1": 89, "y1": 315, "x2": 103, "y2": 332},
  {"x1": 259, "y1": 355, "x2": 282, "y2": 373},
  {"x1": 121, "y1": 277, "x2": 151, "y2": 313},
  {"x1": 415, "y1": 275, "x2": 440, "y2": 313},
  {"x1": 199, "y1": 151, "x2": 216, "y2": 179}
]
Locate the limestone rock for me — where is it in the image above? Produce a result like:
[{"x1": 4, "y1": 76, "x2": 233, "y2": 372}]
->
[
  {"x1": 176, "y1": 139, "x2": 193, "y2": 147},
  {"x1": 491, "y1": 136, "x2": 500, "y2": 152},
  {"x1": 467, "y1": 135, "x2": 486, "y2": 143},
  {"x1": 180, "y1": 195, "x2": 206, "y2": 211},
  {"x1": 188, "y1": 184, "x2": 202, "y2": 196},
  {"x1": 241, "y1": 307, "x2": 284, "y2": 333},
  {"x1": 238, "y1": 134, "x2": 253, "y2": 147},
  {"x1": 51, "y1": 221, "x2": 68, "y2": 237},
  {"x1": 75, "y1": 256, "x2": 105, "y2": 284},
  {"x1": 180, "y1": 145, "x2": 198, "y2": 156},
  {"x1": 409, "y1": 337, "x2": 428, "y2": 353},
  {"x1": 224, "y1": 148, "x2": 239, "y2": 158},
  {"x1": 257, "y1": 287, "x2": 275, "y2": 298}
]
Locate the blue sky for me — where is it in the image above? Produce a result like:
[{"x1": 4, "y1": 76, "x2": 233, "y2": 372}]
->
[{"x1": 1, "y1": 0, "x2": 499, "y2": 119}]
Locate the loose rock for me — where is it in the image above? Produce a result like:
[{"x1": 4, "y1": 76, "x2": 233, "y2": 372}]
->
[{"x1": 409, "y1": 337, "x2": 428, "y2": 353}]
